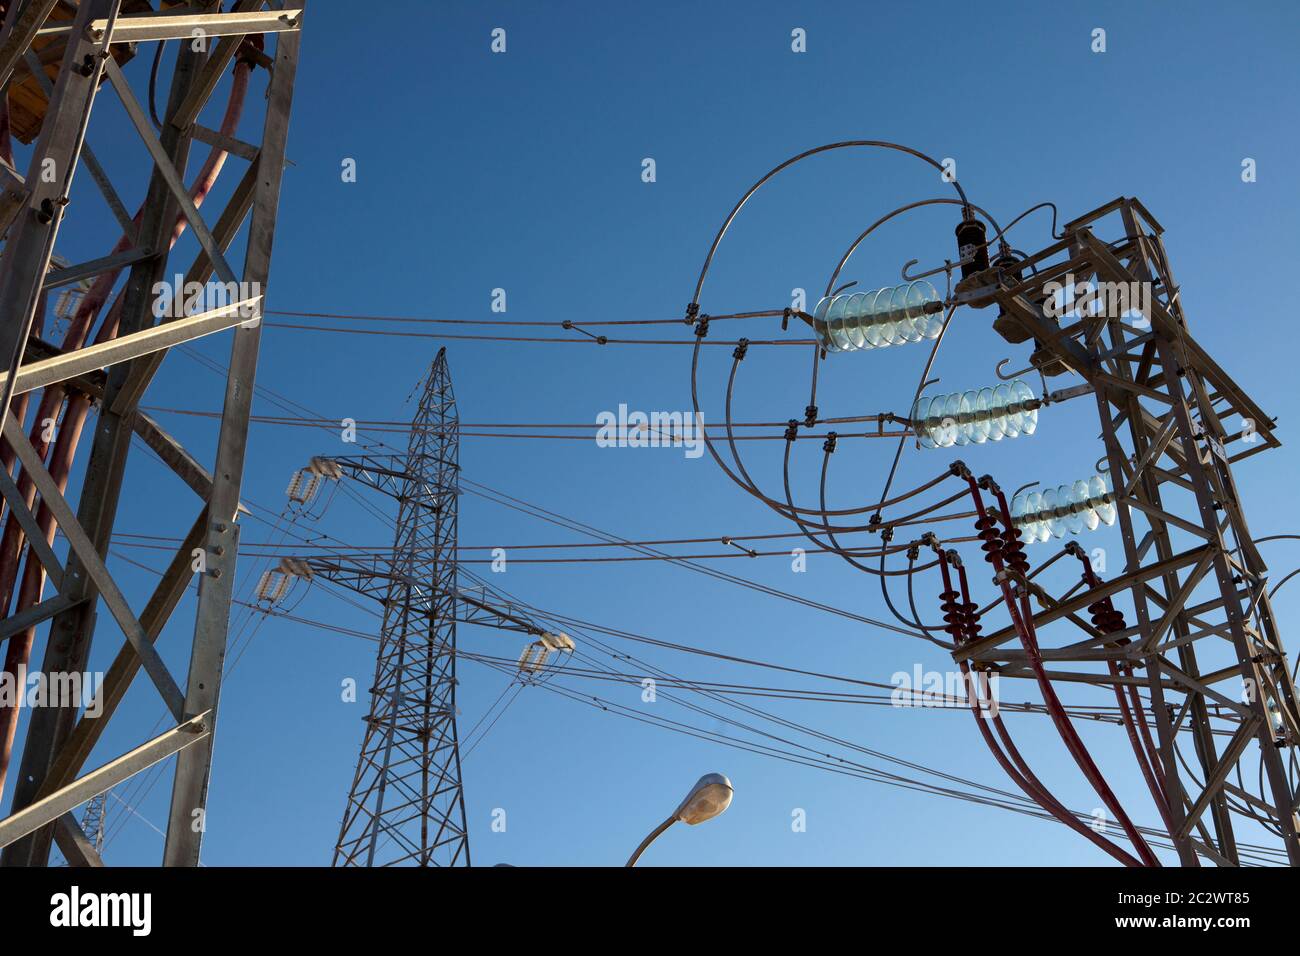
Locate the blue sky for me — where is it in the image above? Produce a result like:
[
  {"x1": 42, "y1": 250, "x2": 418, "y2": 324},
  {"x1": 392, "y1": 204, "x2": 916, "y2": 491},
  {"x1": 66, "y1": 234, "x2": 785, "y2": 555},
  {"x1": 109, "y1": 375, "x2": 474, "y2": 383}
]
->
[{"x1": 6, "y1": 0, "x2": 1300, "y2": 866}]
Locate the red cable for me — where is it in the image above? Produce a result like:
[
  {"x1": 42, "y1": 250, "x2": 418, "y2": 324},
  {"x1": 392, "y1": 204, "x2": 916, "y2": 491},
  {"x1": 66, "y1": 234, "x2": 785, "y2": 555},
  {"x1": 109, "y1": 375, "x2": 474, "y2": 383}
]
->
[
  {"x1": 1067, "y1": 550, "x2": 1174, "y2": 835},
  {"x1": 1108, "y1": 657, "x2": 1172, "y2": 832},
  {"x1": 966, "y1": 476, "x2": 1161, "y2": 866},
  {"x1": 939, "y1": 554, "x2": 1143, "y2": 865},
  {"x1": 1127, "y1": 679, "x2": 1171, "y2": 808}
]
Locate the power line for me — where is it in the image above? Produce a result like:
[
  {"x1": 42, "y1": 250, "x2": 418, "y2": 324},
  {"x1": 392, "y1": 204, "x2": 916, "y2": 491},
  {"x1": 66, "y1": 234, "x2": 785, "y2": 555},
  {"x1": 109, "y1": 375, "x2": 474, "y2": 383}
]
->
[
  {"x1": 266, "y1": 308, "x2": 780, "y2": 328},
  {"x1": 140, "y1": 404, "x2": 908, "y2": 441},
  {"x1": 262, "y1": 321, "x2": 813, "y2": 347}
]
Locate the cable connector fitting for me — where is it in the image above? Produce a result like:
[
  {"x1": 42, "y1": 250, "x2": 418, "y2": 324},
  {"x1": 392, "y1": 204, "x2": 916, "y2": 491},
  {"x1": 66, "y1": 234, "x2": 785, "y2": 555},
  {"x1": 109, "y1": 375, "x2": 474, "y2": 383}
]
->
[
  {"x1": 733, "y1": 337, "x2": 749, "y2": 361},
  {"x1": 784, "y1": 419, "x2": 799, "y2": 442},
  {"x1": 721, "y1": 536, "x2": 757, "y2": 558},
  {"x1": 822, "y1": 431, "x2": 837, "y2": 454},
  {"x1": 562, "y1": 319, "x2": 607, "y2": 345},
  {"x1": 804, "y1": 404, "x2": 818, "y2": 428}
]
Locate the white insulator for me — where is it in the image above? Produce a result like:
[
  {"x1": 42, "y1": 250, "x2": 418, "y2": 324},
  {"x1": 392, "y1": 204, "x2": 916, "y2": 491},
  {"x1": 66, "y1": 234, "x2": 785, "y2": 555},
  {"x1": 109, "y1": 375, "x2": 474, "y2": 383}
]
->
[
  {"x1": 1011, "y1": 473, "x2": 1117, "y2": 545},
  {"x1": 278, "y1": 557, "x2": 314, "y2": 579},
  {"x1": 1266, "y1": 698, "x2": 1285, "y2": 735},
  {"x1": 911, "y1": 379, "x2": 1039, "y2": 449},
  {"x1": 286, "y1": 470, "x2": 322, "y2": 504},
  {"x1": 540, "y1": 631, "x2": 575, "y2": 652},
  {"x1": 254, "y1": 570, "x2": 277, "y2": 601},
  {"x1": 309, "y1": 456, "x2": 344, "y2": 479},
  {"x1": 255, "y1": 570, "x2": 291, "y2": 604},
  {"x1": 812, "y1": 280, "x2": 945, "y2": 353},
  {"x1": 54, "y1": 286, "x2": 88, "y2": 321},
  {"x1": 518, "y1": 642, "x2": 550, "y2": 674}
]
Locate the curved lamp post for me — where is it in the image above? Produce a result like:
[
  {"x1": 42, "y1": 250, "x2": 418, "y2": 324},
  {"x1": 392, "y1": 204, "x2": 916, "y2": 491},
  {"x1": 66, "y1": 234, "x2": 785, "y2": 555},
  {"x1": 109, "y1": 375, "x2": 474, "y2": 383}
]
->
[{"x1": 625, "y1": 773, "x2": 733, "y2": 866}]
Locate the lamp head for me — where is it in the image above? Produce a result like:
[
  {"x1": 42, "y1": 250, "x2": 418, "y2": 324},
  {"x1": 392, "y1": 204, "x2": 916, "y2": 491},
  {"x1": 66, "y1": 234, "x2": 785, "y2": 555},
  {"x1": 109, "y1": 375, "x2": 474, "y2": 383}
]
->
[{"x1": 673, "y1": 773, "x2": 734, "y2": 825}]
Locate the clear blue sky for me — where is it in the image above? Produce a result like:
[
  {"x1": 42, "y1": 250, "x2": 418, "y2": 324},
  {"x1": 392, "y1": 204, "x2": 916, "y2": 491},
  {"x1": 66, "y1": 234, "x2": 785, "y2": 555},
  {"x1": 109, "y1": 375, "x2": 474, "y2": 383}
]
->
[{"x1": 7, "y1": 0, "x2": 1300, "y2": 866}]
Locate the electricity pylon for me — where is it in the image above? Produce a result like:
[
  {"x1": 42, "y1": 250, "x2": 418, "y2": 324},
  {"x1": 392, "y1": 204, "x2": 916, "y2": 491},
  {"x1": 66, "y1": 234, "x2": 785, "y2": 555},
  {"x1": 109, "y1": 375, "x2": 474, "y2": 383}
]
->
[
  {"x1": 81, "y1": 793, "x2": 106, "y2": 854},
  {"x1": 278, "y1": 349, "x2": 549, "y2": 866},
  {"x1": 332, "y1": 348, "x2": 465, "y2": 865}
]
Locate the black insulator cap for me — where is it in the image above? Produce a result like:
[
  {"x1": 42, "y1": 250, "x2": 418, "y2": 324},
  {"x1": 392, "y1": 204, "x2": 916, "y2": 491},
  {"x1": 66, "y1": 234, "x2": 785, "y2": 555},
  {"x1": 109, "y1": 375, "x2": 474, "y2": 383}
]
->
[{"x1": 955, "y1": 218, "x2": 990, "y2": 280}]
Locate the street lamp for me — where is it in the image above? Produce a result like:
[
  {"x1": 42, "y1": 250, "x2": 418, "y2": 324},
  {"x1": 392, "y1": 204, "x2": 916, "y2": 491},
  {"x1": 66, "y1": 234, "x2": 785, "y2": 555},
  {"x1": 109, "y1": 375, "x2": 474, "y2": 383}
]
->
[{"x1": 625, "y1": 773, "x2": 733, "y2": 866}]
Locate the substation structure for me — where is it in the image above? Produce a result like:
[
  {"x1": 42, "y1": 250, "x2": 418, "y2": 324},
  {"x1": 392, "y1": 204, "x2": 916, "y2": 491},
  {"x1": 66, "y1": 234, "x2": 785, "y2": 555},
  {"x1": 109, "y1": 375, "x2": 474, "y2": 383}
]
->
[
  {"x1": 277, "y1": 348, "x2": 559, "y2": 867},
  {"x1": 953, "y1": 198, "x2": 1300, "y2": 866},
  {"x1": 687, "y1": 138, "x2": 1300, "y2": 868},
  {"x1": 0, "y1": 1, "x2": 303, "y2": 866}
]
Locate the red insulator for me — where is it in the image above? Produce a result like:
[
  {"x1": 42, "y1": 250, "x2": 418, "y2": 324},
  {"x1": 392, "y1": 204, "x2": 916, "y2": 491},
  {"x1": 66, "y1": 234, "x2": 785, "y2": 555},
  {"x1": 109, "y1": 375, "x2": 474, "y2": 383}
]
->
[
  {"x1": 1087, "y1": 600, "x2": 1111, "y2": 631},
  {"x1": 974, "y1": 514, "x2": 1003, "y2": 564},
  {"x1": 962, "y1": 600, "x2": 983, "y2": 641},
  {"x1": 1088, "y1": 598, "x2": 1127, "y2": 634},
  {"x1": 1001, "y1": 532, "x2": 1029, "y2": 576},
  {"x1": 939, "y1": 589, "x2": 964, "y2": 642}
]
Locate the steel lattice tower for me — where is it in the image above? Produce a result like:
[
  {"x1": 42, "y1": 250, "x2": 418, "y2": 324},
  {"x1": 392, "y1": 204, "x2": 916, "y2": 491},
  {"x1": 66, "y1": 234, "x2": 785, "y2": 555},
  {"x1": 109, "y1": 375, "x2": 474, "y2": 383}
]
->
[
  {"x1": 952, "y1": 197, "x2": 1300, "y2": 865},
  {"x1": 0, "y1": 1, "x2": 303, "y2": 867},
  {"x1": 331, "y1": 348, "x2": 470, "y2": 867},
  {"x1": 80, "y1": 793, "x2": 105, "y2": 853}
]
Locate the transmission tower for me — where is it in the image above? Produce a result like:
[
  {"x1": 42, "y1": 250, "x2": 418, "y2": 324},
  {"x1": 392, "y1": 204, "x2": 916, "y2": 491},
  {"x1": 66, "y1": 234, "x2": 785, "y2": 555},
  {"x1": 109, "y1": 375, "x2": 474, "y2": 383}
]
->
[
  {"x1": 336, "y1": 349, "x2": 467, "y2": 865},
  {"x1": 0, "y1": 1, "x2": 303, "y2": 867},
  {"x1": 50, "y1": 792, "x2": 104, "y2": 867},
  {"x1": 80, "y1": 792, "x2": 105, "y2": 853},
  {"x1": 271, "y1": 348, "x2": 555, "y2": 866}
]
